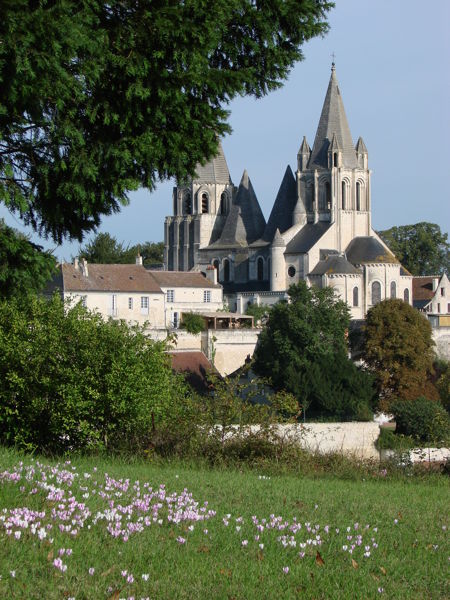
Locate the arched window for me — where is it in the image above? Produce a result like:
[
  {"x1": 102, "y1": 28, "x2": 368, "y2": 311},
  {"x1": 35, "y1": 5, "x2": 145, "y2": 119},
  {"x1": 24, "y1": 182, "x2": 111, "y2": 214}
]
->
[
  {"x1": 257, "y1": 257, "x2": 264, "y2": 281},
  {"x1": 306, "y1": 181, "x2": 314, "y2": 212},
  {"x1": 353, "y1": 286, "x2": 359, "y2": 307},
  {"x1": 341, "y1": 181, "x2": 346, "y2": 210},
  {"x1": 223, "y1": 259, "x2": 230, "y2": 282},
  {"x1": 325, "y1": 182, "x2": 331, "y2": 211},
  {"x1": 390, "y1": 281, "x2": 397, "y2": 298},
  {"x1": 184, "y1": 192, "x2": 192, "y2": 214},
  {"x1": 356, "y1": 182, "x2": 361, "y2": 211},
  {"x1": 201, "y1": 193, "x2": 209, "y2": 214},
  {"x1": 404, "y1": 288, "x2": 410, "y2": 304},
  {"x1": 333, "y1": 152, "x2": 338, "y2": 167},
  {"x1": 219, "y1": 193, "x2": 227, "y2": 215},
  {"x1": 371, "y1": 281, "x2": 381, "y2": 305}
]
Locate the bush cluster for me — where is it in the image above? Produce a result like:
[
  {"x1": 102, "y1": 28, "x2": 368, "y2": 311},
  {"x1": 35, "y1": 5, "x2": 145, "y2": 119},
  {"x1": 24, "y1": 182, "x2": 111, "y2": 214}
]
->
[
  {"x1": 0, "y1": 295, "x2": 186, "y2": 454},
  {"x1": 391, "y1": 397, "x2": 450, "y2": 444}
]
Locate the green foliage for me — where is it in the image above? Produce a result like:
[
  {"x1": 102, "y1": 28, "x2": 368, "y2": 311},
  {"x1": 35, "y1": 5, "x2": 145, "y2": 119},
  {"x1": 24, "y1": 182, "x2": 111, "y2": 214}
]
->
[
  {"x1": 363, "y1": 299, "x2": 438, "y2": 409},
  {"x1": 375, "y1": 428, "x2": 416, "y2": 451},
  {"x1": 391, "y1": 398, "x2": 450, "y2": 444},
  {"x1": 253, "y1": 282, "x2": 375, "y2": 420},
  {"x1": 434, "y1": 359, "x2": 450, "y2": 411},
  {"x1": 180, "y1": 312, "x2": 206, "y2": 335},
  {"x1": 245, "y1": 302, "x2": 271, "y2": 324},
  {"x1": 0, "y1": 0, "x2": 332, "y2": 243},
  {"x1": 0, "y1": 295, "x2": 186, "y2": 453},
  {"x1": 377, "y1": 222, "x2": 450, "y2": 275},
  {"x1": 0, "y1": 219, "x2": 56, "y2": 299},
  {"x1": 78, "y1": 233, "x2": 163, "y2": 266}
]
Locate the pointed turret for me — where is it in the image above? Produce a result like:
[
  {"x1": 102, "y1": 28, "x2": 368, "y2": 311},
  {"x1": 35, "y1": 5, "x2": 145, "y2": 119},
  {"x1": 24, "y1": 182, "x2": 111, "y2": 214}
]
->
[
  {"x1": 270, "y1": 229, "x2": 286, "y2": 291},
  {"x1": 308, "y1": 64, "x2": 357, "y2": 169},
  {"x1": 355, "y1": 136, "x2": 368, "y2": 169},
  {"x1": 263, "y1": 165, "x2": 297, "y2": 242},
  {"x1": 193, "y1": 139, "x2": 232, "y2": 184},
  {"x1": 211, "y1": 170, "x2": 265, "y2": 247},
  {"x1": 297, "y1": 136, "x2": 311, "y2": 171}
]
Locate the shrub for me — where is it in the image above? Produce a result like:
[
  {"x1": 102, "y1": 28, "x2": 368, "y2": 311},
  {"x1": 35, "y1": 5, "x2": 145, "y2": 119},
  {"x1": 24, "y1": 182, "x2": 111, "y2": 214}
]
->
[
  {"x1": 0, "y1": 295, "x2": 186, "y2": 453},
  {"x1": 180, "y1": 312, "x2": 205, "y2": 334},
  {"x1": 391, "y1": 397, "x2": 450, "y2": 444},
  {"x1": 375, "y1": 428, "x2": 416, "y2": 451}
]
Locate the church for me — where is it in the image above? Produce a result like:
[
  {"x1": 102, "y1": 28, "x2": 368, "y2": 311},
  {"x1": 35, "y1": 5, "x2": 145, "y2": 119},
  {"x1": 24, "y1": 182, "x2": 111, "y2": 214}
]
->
[{"x1": 164, "y1": 64, "x2": 412, "y2": 319}]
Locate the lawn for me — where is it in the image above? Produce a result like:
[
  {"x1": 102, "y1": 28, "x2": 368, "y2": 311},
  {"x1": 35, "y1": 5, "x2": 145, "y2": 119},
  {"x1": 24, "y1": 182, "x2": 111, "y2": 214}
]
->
[{"x1": 0, "y1": 447, "x2": 448, "y2": 599}]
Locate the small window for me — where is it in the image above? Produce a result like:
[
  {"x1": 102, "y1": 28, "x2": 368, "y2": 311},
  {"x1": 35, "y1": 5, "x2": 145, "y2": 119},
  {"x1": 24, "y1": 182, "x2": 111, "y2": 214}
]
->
[
  {"x1": 441, "y1": 287, "x2": 445, "y2": 297},
  {"x1": 80, "y1": 295, "x2": 87, "y2": 308},
  {"x1": 371, "y1": 281, "x2": 381, "y2": 305},
  {"x1": 404, "y1": 288, "x2": 410, "y2": 304},
  {"x1": 219, "y1": 193, "x2": 227, "y2": 215},
  {"x1": 448, "y1": 303, "x2": 450, "y2": 313},
  {"x1": 203, "y1": 290, "x2": 211, "y2": 303},
  {"x1": 390, "y1": 281, "x2": 397, "y2": 299},
  {"x1": 167, "y1": 289, "x2": 174, "y2": 303},
  {"x1": 353, "y1": 286, "x2": 359, "y2": 307},
  {"x1": 173, "y1": 312, "x2": 179, "y2": 328},
  {"x1": 437, "y1": 303, "x2": 441, "y2": 313},
  {"x1": 333, "y1": 152, "x2": 338, "y2": 167},
  {"x1": 184, "y1": 192, "x2": 191, "y2": 214},
  {"x1": 257, "y1": 257, "x2": 264, "y2": 281},
  {"x1": 140, "y1": 296, "x2": 149, "y2": 314},
  {"x1": 288, "y1": 266, "x2": 296, "y2": 278},
  {"x1": 356, "y1": 182, "x2": 361, "y2": 211},
  {"x1": 341, "y1": 181, "x2": 346, "y2": 210},
  {"x1": 201, "y1": 193, "x2": 209, "y2": 214},
  {"x1": 325, "y1": 182, "x2": 331, "y2": 211},
  {"x1": 223, "y1": 259, "x2": 230, "y2": 282},
  {"x1": 128, "y1": 297, "x2": 133, "y2": 310}
]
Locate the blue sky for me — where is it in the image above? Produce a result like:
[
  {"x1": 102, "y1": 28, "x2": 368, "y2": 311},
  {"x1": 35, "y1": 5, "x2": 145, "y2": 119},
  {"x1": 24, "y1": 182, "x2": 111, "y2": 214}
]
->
[{"x1": 1, "y1": 0, "x2": 449, "y2": 262}]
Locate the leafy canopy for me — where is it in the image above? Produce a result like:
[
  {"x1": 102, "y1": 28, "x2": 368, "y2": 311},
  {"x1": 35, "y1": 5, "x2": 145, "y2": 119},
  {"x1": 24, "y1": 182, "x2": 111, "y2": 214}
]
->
[
  {"x1": 377, "y1": 222, "x2": 450, "y2": 276},
  {"x1": 0, "y1": 0, "x2": 332, "y2": 243},
  {"x1": 363, "y1": 298, "x2": 438, "y2": 409},
  {"x1": 78, "y1": 232, "x2": 164, "y2": 266},
  {"x1": 253, "y1": 282, "x2": 374, "y2": 420},
  {"x1": 0, "y1": 219, "x2": 56, "y2": 299},
  {"x1": 0, "y1": 294, "x2": 186, "y2": 453}
]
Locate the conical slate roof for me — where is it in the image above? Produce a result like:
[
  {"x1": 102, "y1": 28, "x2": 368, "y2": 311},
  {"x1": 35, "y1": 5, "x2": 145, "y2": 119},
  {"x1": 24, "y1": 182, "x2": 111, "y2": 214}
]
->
[
  {"x1": 193, "y1": 139, "x2": 232, "y2": 184},
  {"x1": 210, "y1": 170, "x2": 266, "y2": 248},
  {"x1": 308, "y1": 65, "x2": 357, "y2": 169},
  {"x1": 355, "y1": 136, "x2": 368, "y2": 153},
  {"x1": 263, "y1": 165, "x2": 297, "y2": 242}
]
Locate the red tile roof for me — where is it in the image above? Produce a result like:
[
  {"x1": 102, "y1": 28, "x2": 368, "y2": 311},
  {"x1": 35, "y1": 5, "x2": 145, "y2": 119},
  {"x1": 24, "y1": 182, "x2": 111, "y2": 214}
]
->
[
  {"x1": 170, "y1": 351, "x2": 216, "y2": 393},
  {"x1": 59, "y1": 263, "x2": 163, "y2": 293},
  {"x1": 150, "y1": 270, "x2": 221, "y2": 288},
  {"x1": 412, "y1": 277, "x2": 436, "y2": 301}
]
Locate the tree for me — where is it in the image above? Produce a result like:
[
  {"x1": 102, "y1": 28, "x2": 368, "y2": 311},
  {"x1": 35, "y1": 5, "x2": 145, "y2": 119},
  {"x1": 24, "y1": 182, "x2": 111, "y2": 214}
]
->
[
  {"x1": 363, "y1": 299, "x2": 438, "y2": 409},
  {"x1": 78, "y1": 233, "x2": 164, "y2": 265},
  {"x1": 0, "y1": 219, "x2": 56, "y2": 299},
  {"x1": 253, "y1": 282, "x2": 375, "y2": 420},
  {"x1": 377, "y1": 222, "x2": 450, "y2": 275},
  {"x1": 0, "y1": 294, "x2": 186, "y2": 453},
  {"x1": 0, "y1": 0, "x2": 332, "y2": 243}
]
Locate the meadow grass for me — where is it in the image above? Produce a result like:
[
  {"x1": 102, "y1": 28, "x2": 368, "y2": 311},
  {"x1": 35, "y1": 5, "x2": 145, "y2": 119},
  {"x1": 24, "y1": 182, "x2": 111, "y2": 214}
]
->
[{"x1": 0, "y1": 447, "x2": 448, "y2": 599}]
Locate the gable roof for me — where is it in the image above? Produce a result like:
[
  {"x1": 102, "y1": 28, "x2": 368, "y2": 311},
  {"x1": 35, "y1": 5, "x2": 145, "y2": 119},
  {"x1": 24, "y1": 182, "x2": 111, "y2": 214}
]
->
[
  {"x1": 412, "y1": 276, "x2": 437, "y2": 301},
  {"x1": 150, "y1": 270, "x2": 221, "y2": 288},
  {"x1": 208, "y1": 170, "x2": 265, "y2": 248},
  {"x1": 263, "y1": 165, "x2": 298, "y2": 242},
  {"x1": 345, "y1": 237, "x2": 399, "y2": 264},
  {"x1": 285, "y1": 222, "x2": 332, "y2": 254},
  {"x1": 55, "y1": 263, "x2": 163, "y2": 293},
  {"x1": 193, "y1": 139, "x2": 232, "y2": 184},
  {"x1": 308, "y1": 65, "x2": 357, "y2": 170},
  {"x1": 170, "y1": 351, "x2": 216, "y2": 394}
]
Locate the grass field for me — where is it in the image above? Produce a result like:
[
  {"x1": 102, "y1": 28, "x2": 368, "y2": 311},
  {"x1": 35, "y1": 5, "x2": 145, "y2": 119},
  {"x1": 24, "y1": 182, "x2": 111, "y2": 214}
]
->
[{"x1": 0, "y1": 447, "x2": 448, "y2": 599}]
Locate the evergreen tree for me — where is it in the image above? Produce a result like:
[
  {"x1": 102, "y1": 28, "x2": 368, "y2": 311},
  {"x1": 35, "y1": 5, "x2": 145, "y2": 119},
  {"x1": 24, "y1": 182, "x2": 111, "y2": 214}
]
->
[{"x1": 0, "y1": 0, "x2": 332, "y2": 243}]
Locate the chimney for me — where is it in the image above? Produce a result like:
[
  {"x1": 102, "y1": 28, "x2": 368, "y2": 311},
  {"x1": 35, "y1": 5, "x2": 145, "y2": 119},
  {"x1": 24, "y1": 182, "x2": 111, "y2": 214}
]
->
[
  {"x1": 136, "y1": 254, "x2": 143, "y2": 266},
  {"x1": 80, "y1": 258, "x2": 89, "y2": 277},
  {"x1": 205, "y1": 265, "x2": 217, "y2": 285},
  {"x1": 74, "y1": 257, "x2": 79, "y2": 270},
  {"x1": 432, "y1": 277, "x2": 438, "y2": 292}
]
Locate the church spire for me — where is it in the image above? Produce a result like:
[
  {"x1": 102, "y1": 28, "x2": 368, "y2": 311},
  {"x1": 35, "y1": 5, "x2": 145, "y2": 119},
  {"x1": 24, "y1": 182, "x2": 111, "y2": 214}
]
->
[
  {"x1": 308, "y1": 65, "x2": 357, "y2": 169},
  {"x1": 192, "y1": 139, "x2": 232, "y2": 184}
]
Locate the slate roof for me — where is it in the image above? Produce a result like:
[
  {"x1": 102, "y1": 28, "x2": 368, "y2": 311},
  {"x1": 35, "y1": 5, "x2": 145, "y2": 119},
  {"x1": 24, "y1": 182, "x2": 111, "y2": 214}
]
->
[
  {"x1": 285, "y1": 222, "x2": 332, "y2": 254},
  {"x1": 150, "y1": 270, "x2": 221, "y2": 289},
  {"x1": 208, "y1": 170, "x2": 266, "y2": 248},
  {"x1": 308, "y1": 65, "x2": 357, "y2": 170},
  {"x1": 54, "y1": 263, "x2": 163, "y2": 293},
  {"x1": 309, "y1": 255, "x2": 361, "y2": 276},
  {"x1": 263, "y1": 165, "x2": 298, "y2": 242},
  {"x1": 193, "y1": 139, "x2": 232, "y2": 184},
  {"x1": 345, "y1": 237, "x2": 399, "y2": 264}
]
